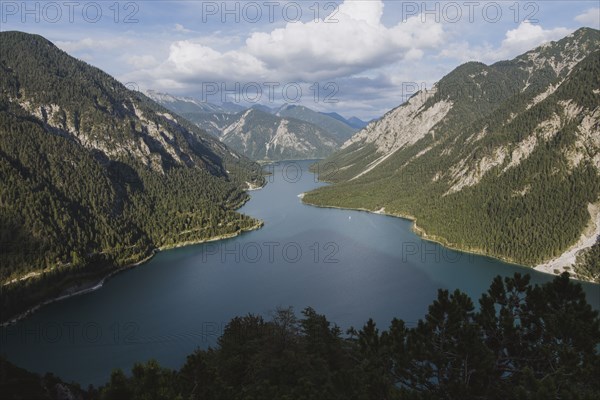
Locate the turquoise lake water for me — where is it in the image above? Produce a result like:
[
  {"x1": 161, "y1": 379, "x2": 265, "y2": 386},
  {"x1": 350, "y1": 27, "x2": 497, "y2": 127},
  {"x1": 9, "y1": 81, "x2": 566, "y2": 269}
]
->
[{"x1": 2, "y1": 160, "x2": 598, "y2": 386}]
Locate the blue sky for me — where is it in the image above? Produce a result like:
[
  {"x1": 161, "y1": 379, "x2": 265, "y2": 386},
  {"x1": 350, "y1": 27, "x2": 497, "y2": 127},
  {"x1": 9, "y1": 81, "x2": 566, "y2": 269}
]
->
[{"x1": 1, "y1": 1, "x2": 599, "y2": 119}]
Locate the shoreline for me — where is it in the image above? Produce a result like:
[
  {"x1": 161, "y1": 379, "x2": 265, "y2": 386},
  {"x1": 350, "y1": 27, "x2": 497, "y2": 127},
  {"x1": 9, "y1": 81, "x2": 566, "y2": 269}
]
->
[
  {"x1": 157, "y1": 221, "x2": 264, "y2": 252},
  {"x1": 299, "y1": 196, "x2": 584, "y2": 278},
  {"x1": 534, "y1": 202, "x2": 600, "y2": 278},
  {"x1": 6, "y1": 171, "x2": 595, "y2": 326},
  {"x1": 301, "y1": 196, "x2": 599, "y2": 284},
  {"x1": 0, "y1": 252, "x2": 156, "y2": 327},
  {"x1": 1, "y1": 210, "x2": 265, "y2": 327}
]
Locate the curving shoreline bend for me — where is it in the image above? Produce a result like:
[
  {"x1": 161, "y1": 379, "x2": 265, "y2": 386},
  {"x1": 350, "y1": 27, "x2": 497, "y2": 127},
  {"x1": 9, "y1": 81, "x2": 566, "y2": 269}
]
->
[
  {"x1": 534, "y1": 203, "x2": 600, "y2": 278},
  {"x1": 5, "y1": 182, "x2": 596, "y2": 326},
  {"x1": 1, "y1": 217, "x2": 264, "y2": 327},
  {"x1": 300, "y1": 194, "x2": 599, "y2": 284}
]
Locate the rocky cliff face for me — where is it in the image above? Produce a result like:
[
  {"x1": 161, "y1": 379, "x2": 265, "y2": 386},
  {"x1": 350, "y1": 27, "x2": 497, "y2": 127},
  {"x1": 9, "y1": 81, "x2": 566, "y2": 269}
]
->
[
  {"x1": 221, "y1": 108, "x2": 341, "y2": 161},
  {"x1": 143, "y1": 90, "x2": 240, "y2": 137},
  {"x1": 146, "y1": 93, "x2": 354, "y2": 161},
  {"x1": 305, "y1": 28, "x2": 600, "y2": 276},
  {"x1": 0, "y1": 31, "x2": 264, "y2": 320},
  {"x1": 329, "y1": 28, "x2": 600, "y2": 182}
]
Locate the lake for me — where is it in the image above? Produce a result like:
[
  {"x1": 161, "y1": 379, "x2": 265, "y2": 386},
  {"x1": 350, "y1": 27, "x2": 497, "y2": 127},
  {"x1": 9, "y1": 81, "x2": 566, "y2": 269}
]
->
[{"x1": 2, "y1": 160, "x2": 599, "y2": 387}]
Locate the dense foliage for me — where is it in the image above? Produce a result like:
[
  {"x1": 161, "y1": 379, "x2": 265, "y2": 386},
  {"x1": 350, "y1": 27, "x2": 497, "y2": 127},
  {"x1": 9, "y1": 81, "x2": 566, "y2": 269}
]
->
[
  {"x1": 220, "y1": 108, "x2": 342, "y2": 161},
  {"x1": 148, "y1": 93, "x2": 357, "y2": 150},
  {"x1": 2, "y1": 273, "x2": 598, "y2": 399},
  {"x1": 0, "y1": 31, "x2": 264, "y2": 322},
  {"x1": 276, "y1": 105, "x2": 357, "y2": 142},
  {"x1": 0, "y1": 357, "x2": 88, "y2": 400},
  {"x1": 305, "y1": 28, "x2": 600, "y2": 269},
  {"x1": 574, "y1": 238, "x2": 600, "y2": 282}
]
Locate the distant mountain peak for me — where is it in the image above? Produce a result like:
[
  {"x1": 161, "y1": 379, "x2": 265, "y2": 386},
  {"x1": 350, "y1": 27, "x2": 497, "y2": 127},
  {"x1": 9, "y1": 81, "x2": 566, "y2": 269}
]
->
[{"x1": 220, "y1": 106, "x2": 342, "y2": 161}]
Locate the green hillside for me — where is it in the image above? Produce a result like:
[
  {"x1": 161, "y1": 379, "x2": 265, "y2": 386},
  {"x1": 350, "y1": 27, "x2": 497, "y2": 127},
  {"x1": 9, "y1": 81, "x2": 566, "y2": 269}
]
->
[
  {"x1": 0, "y1": 31, "x2": 264, "y2": 322},
  {"x1": 304, "y1": 28, "x2": 600, "y2": 273}
]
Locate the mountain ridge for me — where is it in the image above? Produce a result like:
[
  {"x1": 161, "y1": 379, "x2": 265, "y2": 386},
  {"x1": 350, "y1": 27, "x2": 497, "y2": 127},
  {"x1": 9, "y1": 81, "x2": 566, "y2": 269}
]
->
[
  {"x1": 0, "y1": 31, "x2": 264, "y2": 322},
  {"x1": 275, "y1": 104, "x2": 358, "y2": 141},
  {"x1": 221, "y1": 108, "x2": 342, "y2": 161},
  {"x1": 147, "y1": 91, "x2": 350, "y2": 161},
  {"x1": 304, "y1": 27, "x2": 600, "y2": 281}
]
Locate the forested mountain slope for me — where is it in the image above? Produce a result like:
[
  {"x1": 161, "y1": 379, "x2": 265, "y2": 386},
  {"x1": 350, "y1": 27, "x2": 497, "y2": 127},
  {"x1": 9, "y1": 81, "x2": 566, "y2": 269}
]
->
[
  {"x1": 147, "y1": 92, "x2": 349, "y2": 161},
  {"x1": 276, "y1": 104, "x2": 358, "y2": 141},
  {"x1": 304, "y1": 28, "x2": 600, "y2": 278},
  {"x1": 221, "y1": 108, "x2": 342, "y2": 161},
  {"x1": 0, "y1": 31, "x2": 264, "y2": 322},
  {"x1": 144, "y1": 90, "x2": 240, "y2": 137}
]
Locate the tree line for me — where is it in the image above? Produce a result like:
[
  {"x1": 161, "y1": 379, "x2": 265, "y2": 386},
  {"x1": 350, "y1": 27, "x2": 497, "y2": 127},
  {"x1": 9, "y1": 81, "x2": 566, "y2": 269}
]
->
[{"x1": 3, "y1": 272, "x2": 598, "y2": 399}]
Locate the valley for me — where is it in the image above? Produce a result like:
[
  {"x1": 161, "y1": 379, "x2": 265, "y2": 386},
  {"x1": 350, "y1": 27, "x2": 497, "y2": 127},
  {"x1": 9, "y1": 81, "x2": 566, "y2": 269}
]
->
[
  {"x1": 303, "y1": 27, "x2": 600, "y2": 282},
  {"x1": 146, "y1": 91, "x2": 366, "y2": 161},
  {"x1": 3, "y1": 160, "x2": 598, "y2": 390},
  {"x1": 1, "y1": 4, "x2": 600, "y2": 397},
  {"x1": 0, "y1": 31, "x2": 264, "y2": 323}
]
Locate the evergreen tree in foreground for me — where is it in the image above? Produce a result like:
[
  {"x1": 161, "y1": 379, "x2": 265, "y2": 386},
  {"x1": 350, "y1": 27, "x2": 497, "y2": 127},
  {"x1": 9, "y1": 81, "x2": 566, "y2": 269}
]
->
[{"x1": 1, "y1": 273, "x2": 598, "y2": 399}]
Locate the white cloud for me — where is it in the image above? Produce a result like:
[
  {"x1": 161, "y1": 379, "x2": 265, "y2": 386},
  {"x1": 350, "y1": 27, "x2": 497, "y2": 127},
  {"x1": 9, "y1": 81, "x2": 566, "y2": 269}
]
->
[
  {"x1": 244, "y1": 2, "x2": 444, "y2": 81},
  {"x1": 141, "y1": 0, "x2": 445, "y2": 85},
  {"x1": 174, "y1": 23, "x2": 193, "y2": 33},
  {"x1": 437, "y1": 41, "x2": 492, "y2": 63},
  {"x1": 55, "y1": 37, "x2": 135, "y2": 52},
  {"x1": 191, "y1": 32, "x2": 242, "y2": 48},
  {"x1": 163, "y1": 41, "x2": 268, "y2": 81},
  {"x1": 499, "y1": 22, "x2": 572, "y2": 58},
  {"x1": 125, "y1": 55, "x2": 158, "y2": 69},
  {"x1": 439, "y1": 22, "x2": 573, "y2": 64},
  {"x1": 338, "y1": 0, "x2": 384, "y2": 26},
  {"x1": 404, "y1": 48, "x2": 424, "y2": 61},
  {"x1": 575, "y1": 8, "x2": 600, "y2": 28}
]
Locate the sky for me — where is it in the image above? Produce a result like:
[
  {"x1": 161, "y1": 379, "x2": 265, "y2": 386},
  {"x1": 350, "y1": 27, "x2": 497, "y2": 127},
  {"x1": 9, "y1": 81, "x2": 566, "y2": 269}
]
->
[{"x1": 1, "y1": 1, "x2": 599, "y2": 120}]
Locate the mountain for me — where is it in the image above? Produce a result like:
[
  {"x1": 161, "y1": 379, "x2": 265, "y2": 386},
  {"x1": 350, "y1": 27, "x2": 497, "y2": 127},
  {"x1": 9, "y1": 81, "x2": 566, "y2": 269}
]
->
[
  {"x1": 148, "y1": 93, "x2": 345, "y2": 161},
  {"x1": 304, "y1": 28, "x2": 600, "y2": 280},
  {"x1": 347, "y1": 116, "x2": 370, "y2": 130},
  {"x1": 221, "y1": 101, "x2": 247, "y2": 114},
  {"x1": 143, "y1": 90, "x2": 245, "y2": 115},
  {"x1": 276, "y1": 104, "x2": 358, "y2": 141},
  {"x1": 321, "y1": 111, "x2": 370, "y2": 130},
  {"x1": 250, "y1": 104, "x2": 276, "y2": 114},
  {"x1": 221, "y1": 108, "x2": 342, "y2": 161},
  {"x1": 143, "y1": 90, "x2": 232, "y2": 114},
  {"x1": 147, "y1": 92, "x2": 365, "y2": 159},
  {"x1": 0, "y1": 31, "x2": 264, "y2": 321},
  {"x1": 144, "y1": 90, "x2": 238, "y2": 136}
]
